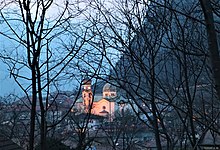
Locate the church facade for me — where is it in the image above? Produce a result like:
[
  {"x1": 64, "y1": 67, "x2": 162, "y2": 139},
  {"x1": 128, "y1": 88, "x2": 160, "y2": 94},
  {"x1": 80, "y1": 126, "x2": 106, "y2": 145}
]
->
[{"x1": 75, "y1": 79, "x2": 119, "y2": 120}]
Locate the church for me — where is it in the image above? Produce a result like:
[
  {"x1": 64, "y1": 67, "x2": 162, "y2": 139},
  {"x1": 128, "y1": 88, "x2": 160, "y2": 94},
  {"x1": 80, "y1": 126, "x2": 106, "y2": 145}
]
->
[{"x1": 75, "y1": 79, "x2": 120, "y2": 120}]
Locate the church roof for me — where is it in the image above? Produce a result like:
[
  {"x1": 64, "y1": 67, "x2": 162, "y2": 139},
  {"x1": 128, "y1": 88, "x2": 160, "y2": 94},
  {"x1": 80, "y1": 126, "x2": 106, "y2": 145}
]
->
[
  {"x1": 76, "y1": 94, "x2": 103, "y2": 103},
  {"x1": 103, "y1": 83, "x2": 116, "y2": 92},
  {"x1": 82, "y1": 78, "x2": 92, "y2": 85},
  {"x1": 76, "y1": 94, "x2": 117, "y2": 103},
  {"x1": 199, "y1": 129, "x2": 220, "y2": 146}
]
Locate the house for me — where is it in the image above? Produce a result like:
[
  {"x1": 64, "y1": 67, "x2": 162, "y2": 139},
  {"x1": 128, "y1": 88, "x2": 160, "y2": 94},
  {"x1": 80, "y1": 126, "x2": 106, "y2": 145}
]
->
[
  {"x1": 199, "y1": 129, "x2": 220, "y2": 149},
  {"x1": 0, "y1": 134, "x2": 24, "y2": 150}
]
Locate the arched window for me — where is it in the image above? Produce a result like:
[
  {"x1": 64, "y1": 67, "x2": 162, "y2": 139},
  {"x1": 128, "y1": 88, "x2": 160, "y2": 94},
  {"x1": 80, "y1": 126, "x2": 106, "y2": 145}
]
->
[{"x1": 89, "y1": 93, "x2": 92, "y2": 98}]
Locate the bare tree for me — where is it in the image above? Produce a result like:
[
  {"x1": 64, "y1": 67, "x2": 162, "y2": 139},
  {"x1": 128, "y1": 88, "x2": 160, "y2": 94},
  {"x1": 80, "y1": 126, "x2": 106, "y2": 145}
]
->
[
  {"x1": 199, "y1": 0, "x2": 220, "y2": 100},
  {"x1": 0, "y1": 0, "x2": 98, "y2": 149},
  {"x1": 81, "y1": 0, "x2": 220, "y2": 149},
  {"x1": 1, "y1": 0, "x2": 220, "y2": 149}
]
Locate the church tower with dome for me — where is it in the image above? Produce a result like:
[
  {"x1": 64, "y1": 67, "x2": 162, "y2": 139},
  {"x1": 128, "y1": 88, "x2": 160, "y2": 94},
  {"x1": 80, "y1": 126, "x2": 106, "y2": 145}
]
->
[{"x1": 102, "y1": 83, "x2": 117, "y2": 98}]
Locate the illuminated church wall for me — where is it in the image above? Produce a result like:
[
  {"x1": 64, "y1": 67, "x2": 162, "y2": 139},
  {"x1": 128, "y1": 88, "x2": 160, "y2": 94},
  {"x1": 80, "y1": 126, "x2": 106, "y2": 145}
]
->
[{"x1": 77, "y1": 79, "x2": 117, "y2": 119}]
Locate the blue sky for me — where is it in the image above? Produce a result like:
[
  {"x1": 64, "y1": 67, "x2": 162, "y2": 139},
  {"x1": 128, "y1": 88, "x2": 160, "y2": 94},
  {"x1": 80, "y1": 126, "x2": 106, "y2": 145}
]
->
[
  {"x1": 0, "y1": 34, "x2": 21, "y2": 96},
  {"x1": 0, "y1": 62, "x2": 21, "y2": 96},
  {"x1": 0, "y1": 0, "x2": 124, "y2": 97}
]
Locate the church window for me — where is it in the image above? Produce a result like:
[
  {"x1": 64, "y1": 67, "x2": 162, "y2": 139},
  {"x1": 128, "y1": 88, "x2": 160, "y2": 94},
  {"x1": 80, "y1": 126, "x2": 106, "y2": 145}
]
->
[
  {"x1": 89, "y1": 93, "x2": 92, "y2": 98},
  {"x1": 111, "y1": 93, "x2": 115, "y2": 96}
]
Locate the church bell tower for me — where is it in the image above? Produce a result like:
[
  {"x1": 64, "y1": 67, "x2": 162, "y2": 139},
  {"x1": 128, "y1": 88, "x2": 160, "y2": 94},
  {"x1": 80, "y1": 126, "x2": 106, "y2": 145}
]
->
[{"x1": 82, "y1": 78, "x2": 93, "y2": 113}]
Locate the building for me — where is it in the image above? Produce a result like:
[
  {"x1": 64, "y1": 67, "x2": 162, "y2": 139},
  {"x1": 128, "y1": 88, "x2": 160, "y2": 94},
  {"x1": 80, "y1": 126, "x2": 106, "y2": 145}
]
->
[
  {"x1": 75, "y1": 79, "x2": 119, "y2": 120},
  {"x1": 198, "y1": 129, "x2": 220, "y2": 149},
  {"x1": 0, "y1": 134, "x2": 24, "y2": 150}
]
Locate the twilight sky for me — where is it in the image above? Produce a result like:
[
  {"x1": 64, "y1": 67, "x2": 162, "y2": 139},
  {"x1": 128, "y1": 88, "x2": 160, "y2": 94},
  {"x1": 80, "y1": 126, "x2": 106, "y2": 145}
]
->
[
  {"x1": 0, "y1": 62, "x2": 21, "y2": 96},
  {"x1": 0, "y1": 0, "x2": 144, "y2": 96},
  {"x1": 0, "y1": 0, "x2": 71, "y2": 96}
]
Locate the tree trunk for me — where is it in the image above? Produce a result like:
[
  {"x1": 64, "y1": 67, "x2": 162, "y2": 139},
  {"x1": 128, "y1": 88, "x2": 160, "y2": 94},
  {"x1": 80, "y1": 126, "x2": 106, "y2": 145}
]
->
[
  {"x1": 150, "y1": 55, "x2": 162, "y2": 149},
  {"x1": 29, "y1": 68, "x2": 37, "y2": 150},
  {"x1": 36, "y1": 62, "x2": 46, "y2": 150},
  {"x1": 200, "y1": 0, "x2": 220, "y2": 100}
]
